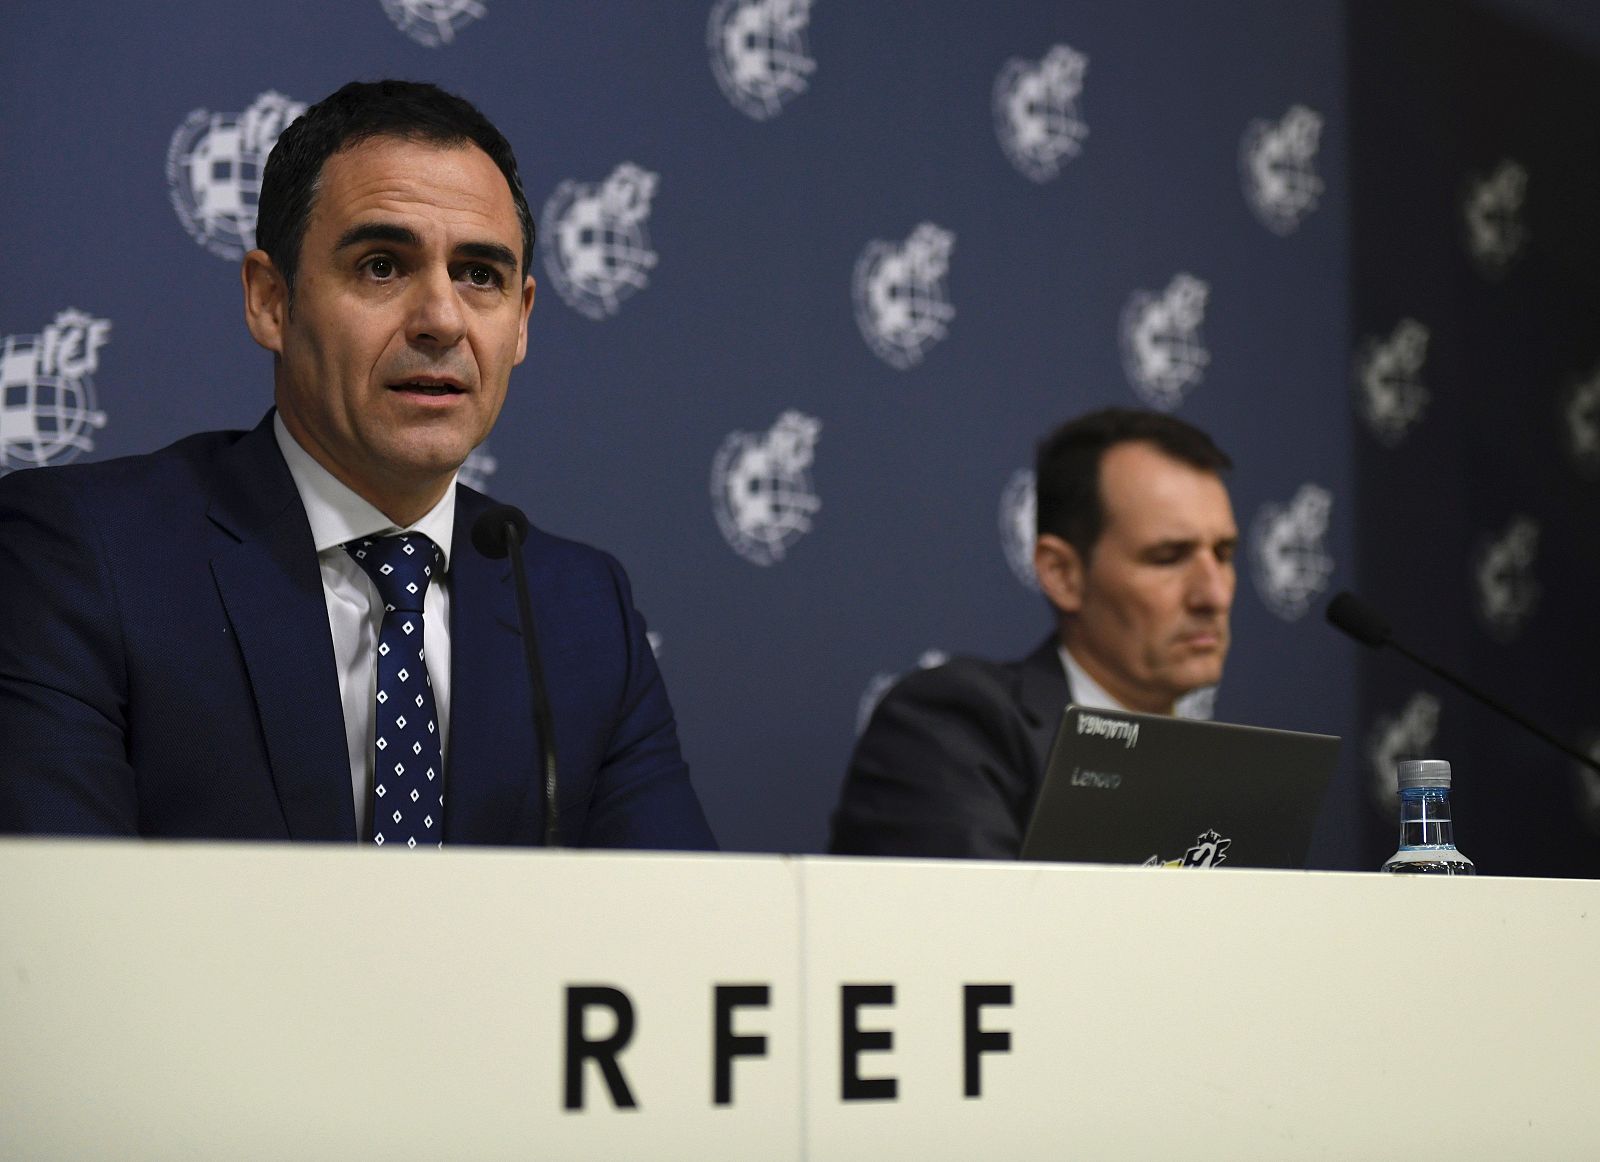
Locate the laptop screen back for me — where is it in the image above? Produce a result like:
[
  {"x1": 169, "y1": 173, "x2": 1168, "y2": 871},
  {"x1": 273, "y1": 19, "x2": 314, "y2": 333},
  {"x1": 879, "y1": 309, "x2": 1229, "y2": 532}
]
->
[{"x1": 1020, "y1": 705, "x2": 1339, "y2": 869}]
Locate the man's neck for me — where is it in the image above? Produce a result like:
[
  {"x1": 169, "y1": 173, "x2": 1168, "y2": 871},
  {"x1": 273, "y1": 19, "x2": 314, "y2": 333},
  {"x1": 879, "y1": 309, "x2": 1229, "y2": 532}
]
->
[
  {"x1": 275, "y1": 411, "x2": 451, "y2": 528},
  {"x1": 1058, "y1": 641, "x2": 1176, "y2": 716}
]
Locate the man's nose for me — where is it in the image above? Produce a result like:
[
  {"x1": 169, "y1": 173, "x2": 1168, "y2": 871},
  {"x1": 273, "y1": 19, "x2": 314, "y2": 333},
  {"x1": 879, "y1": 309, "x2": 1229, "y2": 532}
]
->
[
  {"x1": 406, "y1": 268, "x2": 466, "y2": 347},
  {"x1": 1187, "y1": 554, "x2": 1235, "y2": 611}
]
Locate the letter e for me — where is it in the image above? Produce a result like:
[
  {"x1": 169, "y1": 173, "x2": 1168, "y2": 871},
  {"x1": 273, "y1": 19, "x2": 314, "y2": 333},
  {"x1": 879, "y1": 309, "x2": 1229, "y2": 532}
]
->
[{"x1": 840, "y1": 984, "x2": 897, "y2": 1101}]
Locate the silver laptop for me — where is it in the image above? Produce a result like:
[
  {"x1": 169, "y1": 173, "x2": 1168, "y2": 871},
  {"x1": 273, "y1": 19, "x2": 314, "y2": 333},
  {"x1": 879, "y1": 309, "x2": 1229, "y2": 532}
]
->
[{"x1": 1020, "y1": 705, "x2": 1339, "y2": 869}]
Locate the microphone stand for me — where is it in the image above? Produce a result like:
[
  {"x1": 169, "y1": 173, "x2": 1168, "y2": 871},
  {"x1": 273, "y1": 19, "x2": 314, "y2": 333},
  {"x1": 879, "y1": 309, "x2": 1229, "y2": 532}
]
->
[{"x1": 502, "y1": 516, "x2": 560, "y2": 847}]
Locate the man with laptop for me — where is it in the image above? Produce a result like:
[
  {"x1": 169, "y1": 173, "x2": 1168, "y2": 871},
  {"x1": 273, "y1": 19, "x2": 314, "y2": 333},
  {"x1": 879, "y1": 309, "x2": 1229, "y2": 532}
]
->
[{"x1": 829, "y1": 408, "x2": 1239, "y2": 858}]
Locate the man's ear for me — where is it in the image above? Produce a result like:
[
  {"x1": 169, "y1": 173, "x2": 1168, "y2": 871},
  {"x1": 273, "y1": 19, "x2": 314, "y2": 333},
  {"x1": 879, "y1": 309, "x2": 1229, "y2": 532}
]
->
[
  {"x1": 513, "y1": 274, "x2": 536, "y2": 365},
  {"x1": 241, "y1": 249, "x2": 287, "y2": 355},
  {"x1": 1034, "y1": 533, "x2": 1085, "y2": 615}
]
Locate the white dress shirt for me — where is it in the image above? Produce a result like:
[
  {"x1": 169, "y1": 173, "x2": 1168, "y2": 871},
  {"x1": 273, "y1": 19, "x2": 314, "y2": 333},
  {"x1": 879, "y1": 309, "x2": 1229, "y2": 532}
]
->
[
  {"x1": 1058, "y1": 645, "x2": 1129, "y2": 715},
  {"x1": 274, "y1": 414, "x2": 456, "y2": 840},
  {"x1": 1058, "y1": 644, "x2": 1214, "y2": 720}
]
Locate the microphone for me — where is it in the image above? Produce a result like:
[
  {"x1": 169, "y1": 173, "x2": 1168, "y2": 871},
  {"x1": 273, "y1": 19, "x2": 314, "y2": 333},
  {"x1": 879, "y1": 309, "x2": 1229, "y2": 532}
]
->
[
  {"x1": 1325, "y1": 590, "x2": 1600, "y2": 775},
  {"x1": 1325, "y1": 591, "x2": 1390, "y2": 648},
  {"x1": 471, "y1": 504, "x2": 561, "y2": 846}
]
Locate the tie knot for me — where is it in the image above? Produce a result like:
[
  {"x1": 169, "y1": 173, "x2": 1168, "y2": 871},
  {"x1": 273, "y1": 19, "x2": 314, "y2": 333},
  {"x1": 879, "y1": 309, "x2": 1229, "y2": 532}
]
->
[{"x1": 344, "y1": 533, "x2": 442, "y2": 613}]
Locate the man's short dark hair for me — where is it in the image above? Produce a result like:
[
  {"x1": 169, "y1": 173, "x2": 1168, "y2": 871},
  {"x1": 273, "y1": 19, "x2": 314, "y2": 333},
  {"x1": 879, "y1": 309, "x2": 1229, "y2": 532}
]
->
[
  {"x1": 255, "y1": 80, "x2": 535, "y2": 297},
  {"x1": 1035, "y1": 407, "x2": 1232, "y2": 561}
]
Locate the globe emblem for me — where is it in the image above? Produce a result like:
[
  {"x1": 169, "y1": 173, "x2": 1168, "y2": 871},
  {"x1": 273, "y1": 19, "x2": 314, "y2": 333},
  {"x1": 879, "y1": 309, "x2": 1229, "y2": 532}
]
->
[
  {"x1": 711, "y1": 411, "x2": 821, "y2": 567},
  {"x1": 1463, "y1": 159, "x2": 1527, "y2": 278},
  {"x1": 708, "y1": 0, "x2": 815, "y2": 121},
  {"x1": 1240, "y1": 105, "x2": 1324, "y2": 236},
  {"x1": 380, "y1": 0, "x2": 487, "y2": 47},
  {"x1": 1563, "y1": 366, "x2": 1600, "y2": 478},
  {"x1": 0, "y1": 333, "x2": 109, "y2": 473},
  {"x1": 167, "y1": 93, "x2": 305, "y2": 261},
  {"x1": 993, "y1": 45, "x2": 1088, "y2": 183},
  {"x1": 853, "y1": 224, "x2": 956, "y2": 370},
  {"x1": 540, "y1": 164, "x2": 660, "y2": 321},
  {"x1": 1473, "y1": 516, "x2": 1539, "y2": 642},
  {"x1": 1119, "y1": 274, "x2": 1210, "y2": 410},
  {"x1": 997, "y1": 468, "x2": 1039, "y2": 591},
  {"x1": 1354, "y1": 319, "x2": 1430, "y2": 449},
  {"x1": 1248, "y1": 485, "x2": 1334, "y2": 622},
  {"x1": 551, "y1": 201, "x2": 655, "y2": 311}
]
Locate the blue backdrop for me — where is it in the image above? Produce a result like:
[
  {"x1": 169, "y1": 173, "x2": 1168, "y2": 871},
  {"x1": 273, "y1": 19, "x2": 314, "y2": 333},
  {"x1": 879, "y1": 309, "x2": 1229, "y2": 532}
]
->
[{"x1": 3, "y1": 0, "x2": 1596, "y2": 874}]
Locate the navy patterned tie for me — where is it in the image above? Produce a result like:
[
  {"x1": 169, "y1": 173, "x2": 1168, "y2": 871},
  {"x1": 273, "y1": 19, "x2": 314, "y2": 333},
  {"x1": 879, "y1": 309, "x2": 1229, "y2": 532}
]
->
[{"x1": 345, "y1": 533, "x2": 445, "y2": 849}]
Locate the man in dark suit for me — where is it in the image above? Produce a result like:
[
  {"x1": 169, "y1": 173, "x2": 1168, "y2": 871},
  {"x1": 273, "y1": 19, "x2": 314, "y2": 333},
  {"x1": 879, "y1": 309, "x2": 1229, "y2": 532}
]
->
[
  {"x1": 0, "y1": 80, "x2": 714, "y2": 850},
  {"x1": 829, "y1": 408, "x2": 1236, "y2": 858}
]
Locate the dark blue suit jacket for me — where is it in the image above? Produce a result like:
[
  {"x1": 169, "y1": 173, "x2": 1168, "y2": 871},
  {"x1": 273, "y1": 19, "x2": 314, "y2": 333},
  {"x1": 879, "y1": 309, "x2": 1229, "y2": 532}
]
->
[
  {"x1": 0, "y1": 413, "x2": 715, "y2": 849},
  {"x1": 828, "y1": 638, "x2": 1067, "y2": 858}
]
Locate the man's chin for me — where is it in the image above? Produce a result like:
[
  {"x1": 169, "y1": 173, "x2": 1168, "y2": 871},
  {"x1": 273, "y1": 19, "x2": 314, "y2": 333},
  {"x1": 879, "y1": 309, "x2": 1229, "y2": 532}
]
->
[
  {"x1": 1170, "y1": 656, "x2": 1226, "y2": 693},
  {"x1": 379, "y1": 430, "x2": 477, "y2": 478}
]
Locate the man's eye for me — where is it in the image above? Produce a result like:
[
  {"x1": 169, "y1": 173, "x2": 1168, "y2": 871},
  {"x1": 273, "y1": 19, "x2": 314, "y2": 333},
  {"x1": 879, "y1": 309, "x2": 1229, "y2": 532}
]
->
[
  {"x1": 366, "y1": 257, "x2": 395, "y2": 279},
  {"x1": 465, "y1": 264, "x2": 500, "y2": 287}
]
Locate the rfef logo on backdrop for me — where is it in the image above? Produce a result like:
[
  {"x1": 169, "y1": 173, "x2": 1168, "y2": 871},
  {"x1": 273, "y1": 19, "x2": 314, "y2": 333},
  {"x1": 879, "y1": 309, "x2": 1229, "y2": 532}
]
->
[
  {"x1": 1463, "y1": 159, "x2": 1528, "y2": 278},
  {"x1": 711, "y1": 410, "x2": 822, "y2": 566},
  {"x1": 1474, "y1": 515, "x2": 1539, "y2": 642},
  {"x1": 1367, "y1": 691, "x2": 1441, "y2": 814},
  {"x1": 997, "y1": 468, "x2": 1039, "y2": 592},
  {"x1": 167, "y1": 92, "x2": 306, "y2": 261},
  {"x1": 1354, "y1": 318, "x2": 1430, "y2": 448},
  {"x1": 540, "y1": 164, "x2": 660, "y2": 321},
  {"x1": 993, "y1": 44, "x2": 1089, "y2": 183},
  {"x1": 1249, "y1": 483, "x2": 1334, "y2": 621},
  {"x1": 708, "y1": 0, "x2": 815, "y2": 121},
  {"x1": 0, "y1": 310, "x2": 111, "y2": 474},
  {"x1": 1239, "y1": 105, "x2": 1324, "y2": 236},
  {"x1": 380, "y1": 0, "x2": 486, "y2": 46},
  {"x1": 1119, "y1": 273, "x2": 1210, "y2": 410},
  {"x1": 853, "y1": 224, "x2": 956, "y2": 370},
  {"x1": 1561, "y1": 363, "x2": 1600, "y2": 478},
  {"x1": 857, "y1": 650, "x2": 949, "y2": 736}
]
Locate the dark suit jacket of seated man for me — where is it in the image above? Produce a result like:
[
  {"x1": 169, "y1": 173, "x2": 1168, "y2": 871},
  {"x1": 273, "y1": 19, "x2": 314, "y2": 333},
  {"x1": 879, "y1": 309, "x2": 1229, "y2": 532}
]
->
[
  {"x1": 0, "y1": 80, "x2": 714, "y2": 850},
  {"x1": 829, "y1": 409, "x2": 1238, "y2": 859}
]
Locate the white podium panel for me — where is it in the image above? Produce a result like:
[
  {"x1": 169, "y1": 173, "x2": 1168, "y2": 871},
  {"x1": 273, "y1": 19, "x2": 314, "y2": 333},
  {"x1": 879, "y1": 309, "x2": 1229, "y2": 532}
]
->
[
  {"x1": 801, "y1": 858, "x2": 1600, "y2": 1160},
  {"x1": 0, "y1": 841, "x2": 803, "y2": 1162},
  {"x1": 4, "y1": 841, "x2": 1600, "y2": 1160}
]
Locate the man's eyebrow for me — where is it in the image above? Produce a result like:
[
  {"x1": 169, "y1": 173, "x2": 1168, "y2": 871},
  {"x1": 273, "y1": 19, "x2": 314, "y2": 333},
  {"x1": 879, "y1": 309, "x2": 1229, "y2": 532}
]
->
[
  {"x1": 334, "y1": 222, "x2": 420, "y2": 251},
  {"x1": 456, "y1": 241, "x2": 519, "y2": 270}
]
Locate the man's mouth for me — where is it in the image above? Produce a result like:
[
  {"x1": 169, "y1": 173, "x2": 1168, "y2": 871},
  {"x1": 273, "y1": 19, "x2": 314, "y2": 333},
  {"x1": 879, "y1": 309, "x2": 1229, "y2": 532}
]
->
[{"x1": 389, "y1": 378, "x2": 466, "y2": 397}]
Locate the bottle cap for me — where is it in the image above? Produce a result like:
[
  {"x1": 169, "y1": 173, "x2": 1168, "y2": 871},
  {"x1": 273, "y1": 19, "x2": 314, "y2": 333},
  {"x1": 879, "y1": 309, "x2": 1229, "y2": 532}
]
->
[{"x1": 1397, "y1": 758, "x2": 1451, "y2": 790}]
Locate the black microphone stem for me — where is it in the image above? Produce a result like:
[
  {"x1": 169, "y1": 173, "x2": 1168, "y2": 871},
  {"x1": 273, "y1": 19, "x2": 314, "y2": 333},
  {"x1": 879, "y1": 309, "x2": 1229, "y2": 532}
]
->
[
  {"x1": 504, "y1": 518, "x2": 561, "y2": 846},
  {"x1": 1387, "y1": 638, "x2": 1600, "y2": 776}
]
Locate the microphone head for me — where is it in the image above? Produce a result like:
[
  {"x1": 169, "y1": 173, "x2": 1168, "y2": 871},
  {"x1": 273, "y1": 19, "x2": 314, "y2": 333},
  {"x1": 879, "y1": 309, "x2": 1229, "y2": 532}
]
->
[
  {"x1": 1325, "y1": 591, "x2": 1392, "y2": 648},
  {"x1": 470, "y1": 503, "x2": 530, "y2": 560}
]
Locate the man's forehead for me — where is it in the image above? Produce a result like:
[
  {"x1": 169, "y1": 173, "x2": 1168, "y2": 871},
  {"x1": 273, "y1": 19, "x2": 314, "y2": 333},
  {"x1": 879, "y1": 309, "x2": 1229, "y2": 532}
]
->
[
  {"x1": 309, "y1": 136, "x2": 518, "y2": 236},
  {"x1": 1098, "y1": 440, "x2": 1235, "y2": 538}
]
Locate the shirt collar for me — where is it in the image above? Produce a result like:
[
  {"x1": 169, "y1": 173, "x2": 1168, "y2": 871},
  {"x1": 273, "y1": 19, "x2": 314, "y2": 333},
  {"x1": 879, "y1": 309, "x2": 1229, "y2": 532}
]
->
[
  {"x1": 273, "y1": 411, "x2": 457, "y2": 569},
  {"x1": 1057, "y1": 644, "x2": 1135, "y2": 715}
]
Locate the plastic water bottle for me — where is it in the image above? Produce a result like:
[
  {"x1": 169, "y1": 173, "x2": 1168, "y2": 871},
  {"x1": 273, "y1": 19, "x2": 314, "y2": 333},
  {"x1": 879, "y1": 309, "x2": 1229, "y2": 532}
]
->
[{"x1": 1381, "y1": 759, "x2": 1475, "y2": 875}]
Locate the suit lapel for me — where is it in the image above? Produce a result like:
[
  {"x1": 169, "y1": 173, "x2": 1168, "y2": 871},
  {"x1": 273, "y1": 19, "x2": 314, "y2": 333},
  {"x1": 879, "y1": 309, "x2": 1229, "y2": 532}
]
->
[
  {"x1": 207, "y1": 415, "x2": 355, "y2": 840},
  {"x1": 1016, "y1": 635, "x2": 1072, "y2": 766},
  {"x1": 443, "y1": 491, "x2": 536, "y2": 844}
]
